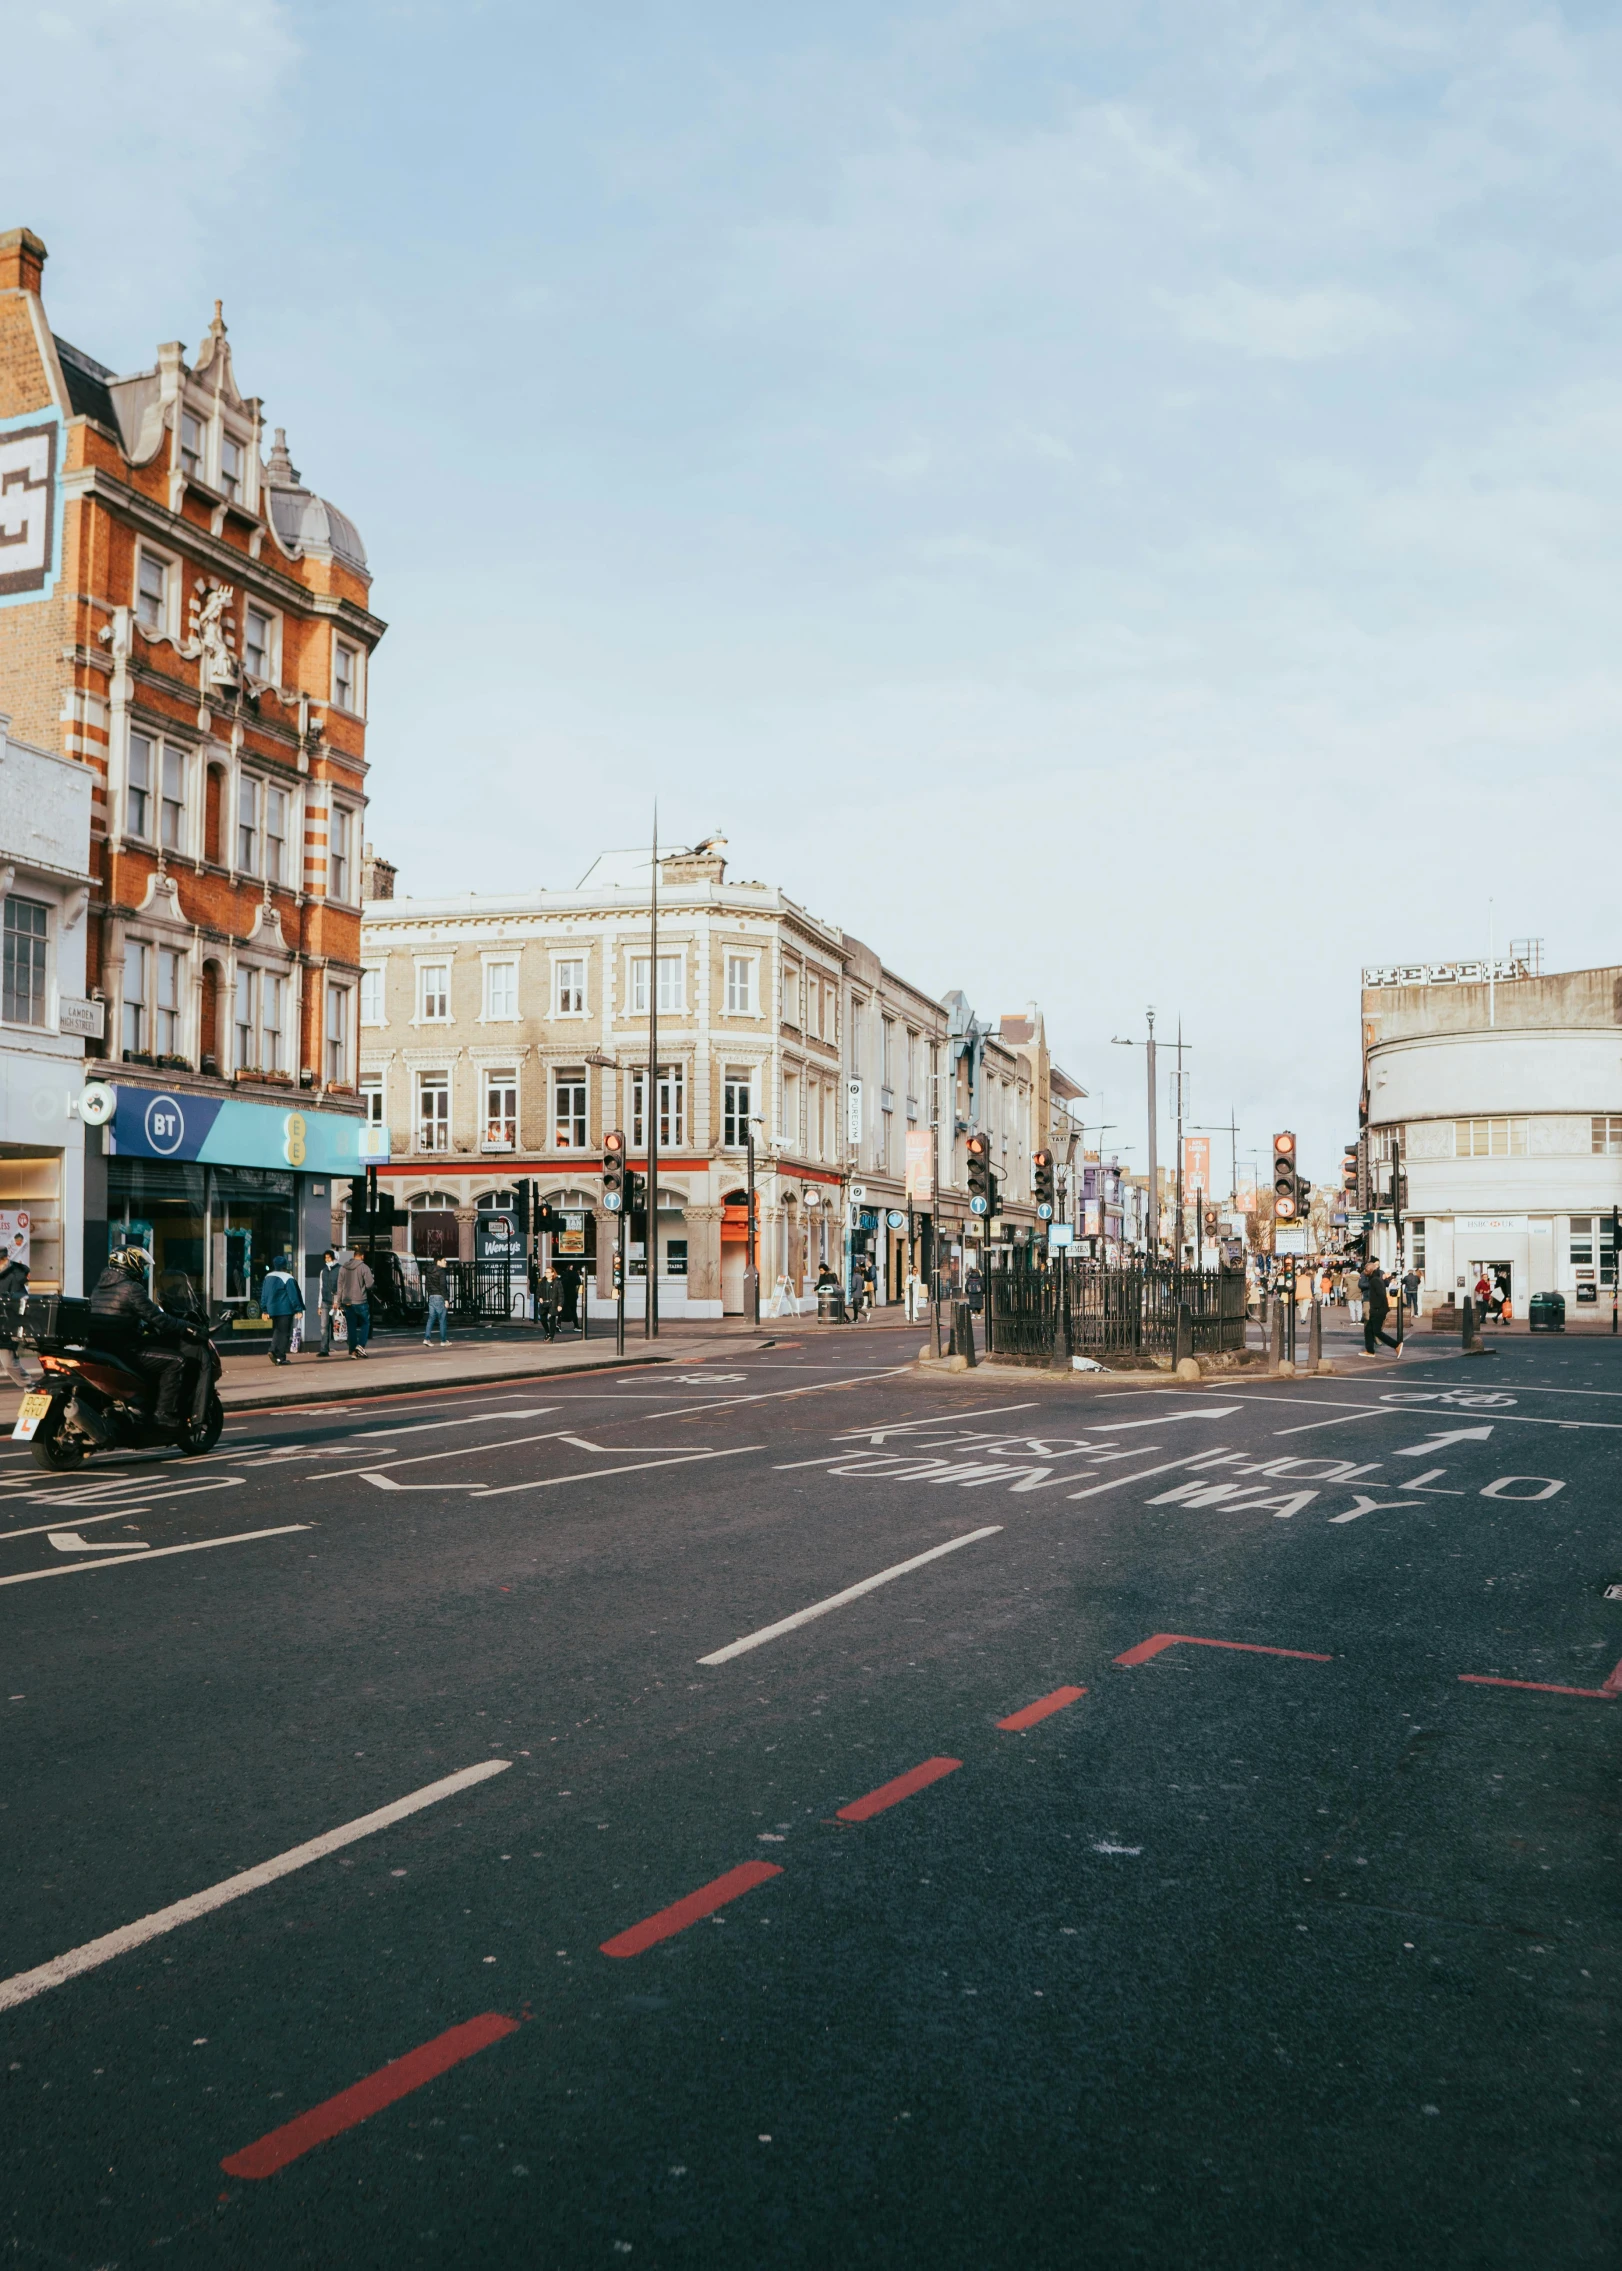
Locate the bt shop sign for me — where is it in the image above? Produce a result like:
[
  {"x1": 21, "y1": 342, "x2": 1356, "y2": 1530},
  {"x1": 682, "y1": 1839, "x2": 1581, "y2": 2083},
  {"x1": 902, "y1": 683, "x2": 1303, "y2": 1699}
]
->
[{"x1": 102, "y1": 1084, "x2": 373, "y2": 1174}]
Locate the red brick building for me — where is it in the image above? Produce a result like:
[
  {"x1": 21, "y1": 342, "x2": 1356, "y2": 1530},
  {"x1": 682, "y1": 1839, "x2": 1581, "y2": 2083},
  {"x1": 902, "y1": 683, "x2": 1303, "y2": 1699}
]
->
[{"x1": 0, "y1": 226, "x2": 385, "y2": 1303}]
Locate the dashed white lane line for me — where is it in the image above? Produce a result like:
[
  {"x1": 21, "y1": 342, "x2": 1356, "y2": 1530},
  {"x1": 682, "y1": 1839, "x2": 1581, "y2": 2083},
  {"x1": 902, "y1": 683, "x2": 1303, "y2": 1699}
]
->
[
  {"x1": 0, "y1": 1525, "x2": 309, "y2": 1587},
  {"x1": 0, "y1": 1759, "x2": 512, "y2": 2013},
  {"x1": 698, "y1": 1526, "x2": 1004, "y2": 1666}
]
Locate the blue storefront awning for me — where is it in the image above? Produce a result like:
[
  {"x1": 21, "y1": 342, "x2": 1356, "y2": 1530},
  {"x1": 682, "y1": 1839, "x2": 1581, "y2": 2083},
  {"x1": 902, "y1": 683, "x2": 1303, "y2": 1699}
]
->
[{"x1": 104, "y1": 1085, "x2": 370, "y2": 1175}]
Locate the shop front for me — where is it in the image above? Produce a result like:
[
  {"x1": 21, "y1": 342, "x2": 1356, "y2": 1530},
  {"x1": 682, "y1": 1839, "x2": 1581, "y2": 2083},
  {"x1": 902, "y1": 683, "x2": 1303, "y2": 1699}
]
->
[{"x1": 88, "y1": 1082, "x2": 370, "y2": 1319}]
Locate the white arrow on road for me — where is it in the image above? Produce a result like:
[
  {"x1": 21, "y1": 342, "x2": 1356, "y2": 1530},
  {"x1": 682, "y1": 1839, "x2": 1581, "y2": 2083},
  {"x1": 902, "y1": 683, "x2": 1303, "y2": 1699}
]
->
[
  {"x1": 1394, "y1": 1427, "x2": 1494, "y2": 1458},
  {"x1": 1091, "y1": 1407, "x2": 1240, "y2": 1433},
  {"x1": 48, "y1": 1531, "x2": 148, "y2": 1553}
]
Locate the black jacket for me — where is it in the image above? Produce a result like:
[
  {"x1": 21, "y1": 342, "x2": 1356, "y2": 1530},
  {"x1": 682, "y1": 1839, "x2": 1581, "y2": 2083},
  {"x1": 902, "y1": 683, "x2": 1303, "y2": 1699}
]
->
[
  {"x1": 1358, "y1": 1267, "x2": 1388, "y2": 1317},
  {"x1": 421, "y1": 1262, "x2": 449, "y2": 1300},
  {"x1": 90, "y1": 1265, "x2": 179, "y2": 1344}
]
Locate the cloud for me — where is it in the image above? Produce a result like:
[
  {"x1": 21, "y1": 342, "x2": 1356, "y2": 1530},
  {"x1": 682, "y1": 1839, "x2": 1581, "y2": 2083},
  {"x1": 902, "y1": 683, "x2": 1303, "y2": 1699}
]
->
[{"x1": 1160, "y1": 281, "x2": 1406, "y2": 361}]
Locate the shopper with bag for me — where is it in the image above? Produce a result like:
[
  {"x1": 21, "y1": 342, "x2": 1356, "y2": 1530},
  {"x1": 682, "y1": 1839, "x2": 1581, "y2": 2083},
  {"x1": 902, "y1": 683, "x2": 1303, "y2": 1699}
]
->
[
  {"x1": 336, "y1": 1249, "x2": 374, "y2": 1358},
  {"x1": 259, "y1": 1255, "x2": 305, "y2": 1366}
]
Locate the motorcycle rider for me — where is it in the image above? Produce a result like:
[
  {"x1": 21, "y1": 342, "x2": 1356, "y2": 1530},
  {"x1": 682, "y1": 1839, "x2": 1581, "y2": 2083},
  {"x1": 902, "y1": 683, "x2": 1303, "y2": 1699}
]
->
[{"x1": 88, "y1": 1246, "x2": 188, "y2": 1427}]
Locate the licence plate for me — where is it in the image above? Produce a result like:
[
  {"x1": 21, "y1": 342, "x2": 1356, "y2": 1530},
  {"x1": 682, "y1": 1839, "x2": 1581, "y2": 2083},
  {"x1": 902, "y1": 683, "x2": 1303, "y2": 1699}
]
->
[{"x1": 12, "y1": 1391, "x2": 52, "y2": 1442}]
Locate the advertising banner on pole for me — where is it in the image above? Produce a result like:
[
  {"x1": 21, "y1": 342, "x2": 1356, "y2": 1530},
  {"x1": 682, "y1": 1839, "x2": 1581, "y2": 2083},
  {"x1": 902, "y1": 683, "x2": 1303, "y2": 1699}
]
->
[
  {"x1": 904, "y1": 1128, "x2": 932, "y2": 1203},
  {"x1": 1183, "y1": 1136, "x2": 1210, "y2": 1194}
]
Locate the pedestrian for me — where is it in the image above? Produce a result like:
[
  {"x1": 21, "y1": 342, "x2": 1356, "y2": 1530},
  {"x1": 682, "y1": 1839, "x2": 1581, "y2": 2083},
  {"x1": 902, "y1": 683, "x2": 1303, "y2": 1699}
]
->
[
  {"x1": 258, "y1": 1253, "x2": 304, "y2": 1366},
  {"x1": 315, "y1": 1247, "x2": 341, "y2": 1357},
  {"x1": 421, "y1": 1256, "x2": 450, "y2": 1345},
  {"x1": 0, "y1": 1254, "x2": 38, "y2": 1387},
  {"x1": 1402, "y1": 1265, "x2": 1420, "y2": 1316},
  {"x1": 1359, "y1": 1258, "x2": 1400, "y2": 1355},
  {"x1": 965, "y1": 1265, "x2": 984, "y2": 1316},
  {"x1": 336, "y1": 1247, "x2": 374, "y2": 1358},
  {"x1": 538, "y1": 1265, "x2": 562, "y2": 1341}
]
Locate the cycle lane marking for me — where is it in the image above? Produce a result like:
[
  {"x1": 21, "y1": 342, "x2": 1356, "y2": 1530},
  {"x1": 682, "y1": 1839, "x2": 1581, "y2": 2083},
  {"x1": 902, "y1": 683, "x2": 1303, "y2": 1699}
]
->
[{"x1": 0, "y1": 1525, "x2": 309, "y2": 1588}]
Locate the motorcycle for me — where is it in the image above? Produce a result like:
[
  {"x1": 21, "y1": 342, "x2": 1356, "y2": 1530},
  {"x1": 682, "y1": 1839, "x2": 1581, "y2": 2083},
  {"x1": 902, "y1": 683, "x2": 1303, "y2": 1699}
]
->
[{"x1": 4, "y1": 1288, "x2": 225, "y2": 1471}]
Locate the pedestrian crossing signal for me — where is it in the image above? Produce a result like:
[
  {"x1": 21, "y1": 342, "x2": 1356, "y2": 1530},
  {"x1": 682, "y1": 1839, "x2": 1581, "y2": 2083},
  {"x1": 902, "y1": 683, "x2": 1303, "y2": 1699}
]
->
[
  {"x1": 1272, "y1": 1130, "x2": 1300, "y2": 1222},
  {"x1": 603, "y1": 1129, "x2": 627, "y2": 1210}
]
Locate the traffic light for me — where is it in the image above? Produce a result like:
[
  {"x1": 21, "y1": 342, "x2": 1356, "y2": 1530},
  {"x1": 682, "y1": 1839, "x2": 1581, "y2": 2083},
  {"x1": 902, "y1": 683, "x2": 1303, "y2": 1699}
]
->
[
  {"x1": 1203, "y1": 1204, "x2": 1219, "y2": 1239},
  {"x1": 1272, "y1": 1130, "x2": 1299, "y2": 1221},
  {"x1": 966, "y1": 1131, "x2": 992, "y2": 1216},
  {"x1": 1342, "y1": 1143, "x2": 1359, "y2": 1197},
  {"x1": 514, "y1": 1182, "x2": 531, "y2": 1238},
  {"x1": 626, "y1": 1169, "x2": 647, "y2": 1217},
  {"x1": 602, "y1": 1129, "x2": 627, "y2": 1210},
  {"x1": 1033, "y1": 1147, "x2": 1055, "y2": 1218}
]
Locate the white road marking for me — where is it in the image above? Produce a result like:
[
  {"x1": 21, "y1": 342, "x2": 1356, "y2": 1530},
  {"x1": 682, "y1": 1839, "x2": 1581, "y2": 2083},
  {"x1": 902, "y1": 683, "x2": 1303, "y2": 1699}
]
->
[
  {"x1": 364, "y1": 1444, "x2": 763, "y2": 1497},
  {"x1": 1248, "y1": 1393, "x2": 1622, "y2": 1436},
  {"x1": 2, "y1": 1508, "x2": 153, "y2": 1543},
  {"x1": 1068, "y1": 1450, "x2": 1233, "y2": 1500},
  {"x1": 555, "y1": 1435, "x2": 709, "y2": 1453},
  {"x1": 0, "y1": 1526, "x2": 309, "y2": 1587},
  {"x1": 1328, "y1": 1497, "x2": 1426, "y2": 1523},
  {"x1": 48, "y1": 1531, "x2": 147, "y2": 1553},
  {"x1": 1395, "y1": 1427, "x2": 1494, "y2": 1456},
  {"x1": 0, "y1": 1759, "x2": 512, "y2": 2013},
  {"x1": 698, "y1": 1527, "x2": 1003, "y2": 1665},
  {"x1": 1090, "y1": 1407, "x2": 1240, "y2": 1432}
]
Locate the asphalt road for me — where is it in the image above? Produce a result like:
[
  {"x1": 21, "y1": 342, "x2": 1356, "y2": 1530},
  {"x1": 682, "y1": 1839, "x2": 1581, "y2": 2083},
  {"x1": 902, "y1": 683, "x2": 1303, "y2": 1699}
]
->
[{"x1": 1, "y1": 1323, "x2": 1617, "y2": 2268}]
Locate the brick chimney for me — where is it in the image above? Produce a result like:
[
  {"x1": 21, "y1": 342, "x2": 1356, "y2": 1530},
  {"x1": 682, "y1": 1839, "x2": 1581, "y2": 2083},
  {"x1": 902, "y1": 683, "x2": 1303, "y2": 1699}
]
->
[{"x1": 0, "y1": 229, "x2": 47, "y2": 296}]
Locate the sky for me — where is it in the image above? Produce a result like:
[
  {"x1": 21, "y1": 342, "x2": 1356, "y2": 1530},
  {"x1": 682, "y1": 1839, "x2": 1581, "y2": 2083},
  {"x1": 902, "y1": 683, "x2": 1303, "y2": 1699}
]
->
[{"x1": 7, "y1": 0, "x2": 1622, "y2": 1187}]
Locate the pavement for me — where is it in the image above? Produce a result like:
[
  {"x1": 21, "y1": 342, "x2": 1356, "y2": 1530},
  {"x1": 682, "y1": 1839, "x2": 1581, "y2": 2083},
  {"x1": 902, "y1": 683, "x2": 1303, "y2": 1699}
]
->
[{"x1": 0, "y1": 1317, "x2": 1616, "y2": 2265}]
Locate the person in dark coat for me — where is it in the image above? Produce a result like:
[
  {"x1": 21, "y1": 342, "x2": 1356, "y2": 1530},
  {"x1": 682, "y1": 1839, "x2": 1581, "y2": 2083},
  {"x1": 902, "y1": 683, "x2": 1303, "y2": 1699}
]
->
[
  {"x1": 89, "y1": 1247, "x2": 187, "y2": 1421},
  {"x1": 315, "y1": 1248, "x2": 341, "y2": 1357},
  {"x1": 965, "y1": 1266, "x2": 984, "y2": 1316},
  {"x1": 335, "y1": 1251, "x2": 374, "y2": 1357},
  {"x1": 259, "y1": 1255, "x2": 304, "y2": 1365},
  {"x1": 1358, "y1": 1259, "x2": 1400, "y2": 1355},
  {"x1": 421, "y1": 1257, "x2": 451, "y2": 1344},
  {"x1": 537, "y1": 1266, "x2": 562, "y2": 1341}
]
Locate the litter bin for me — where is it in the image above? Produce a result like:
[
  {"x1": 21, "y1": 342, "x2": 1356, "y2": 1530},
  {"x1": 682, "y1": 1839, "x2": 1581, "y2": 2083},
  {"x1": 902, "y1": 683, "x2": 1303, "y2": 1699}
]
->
[
  {"x1": 817, "y1": 1285, "x2": 844, "y2": 1323},
  {"x1": 1528, "y1": 1290, "x2": 1565, "y2": 1333}
]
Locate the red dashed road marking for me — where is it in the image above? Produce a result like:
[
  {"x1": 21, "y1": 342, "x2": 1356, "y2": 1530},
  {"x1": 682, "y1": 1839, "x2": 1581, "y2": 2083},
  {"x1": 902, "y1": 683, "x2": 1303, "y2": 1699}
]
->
[
  {"x1": 220, "y1": 2012, "x2": 519, "y2": 2179},
  {"x1": 600, "y1": 1861, "x2": 783, "y2": 1958},
  {"x1": 1459, "y1": 1661, "x2": 1622, "y2": 1702},
  {"x1": 837, "y1": 1757, "x2": 962, "y2": 1822},
  {"x1": 997, "y1": 1686, "x2": 1087, "y2": 1731},
  {"x1": 1114, "y1": 1632, "x2": 1333, "y2": 1668}
]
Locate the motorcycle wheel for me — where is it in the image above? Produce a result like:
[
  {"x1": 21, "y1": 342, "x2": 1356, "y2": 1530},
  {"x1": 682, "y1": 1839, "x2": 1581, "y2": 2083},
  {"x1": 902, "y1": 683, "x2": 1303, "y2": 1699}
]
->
[
  {"x1": 179, "y1": 1391, "x2": 224, "y2": 1456},
  {"x1": 31, "y1": 1401, "x2": 87, "y2": 1471}
]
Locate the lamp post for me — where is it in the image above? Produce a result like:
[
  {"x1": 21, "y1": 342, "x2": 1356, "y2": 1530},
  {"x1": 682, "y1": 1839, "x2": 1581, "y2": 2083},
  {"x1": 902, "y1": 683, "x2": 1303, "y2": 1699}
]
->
[
  {"x1": 745, "y1": 1115, "x2": 762, "y2": 1326},
  {"x1": 1111, "y1": 1010, "x2": 1160, "y2": 1255}
]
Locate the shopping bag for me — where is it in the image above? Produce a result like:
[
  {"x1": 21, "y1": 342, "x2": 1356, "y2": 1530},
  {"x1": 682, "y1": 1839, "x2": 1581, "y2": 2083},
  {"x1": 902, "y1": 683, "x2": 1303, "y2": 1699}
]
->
[
  {"x1": 330, "y1": 1305, "x2": 348, "y2": 1344},
  {"x1": 289, "y1": 1313, "x2": 303, "y2": 1355}
]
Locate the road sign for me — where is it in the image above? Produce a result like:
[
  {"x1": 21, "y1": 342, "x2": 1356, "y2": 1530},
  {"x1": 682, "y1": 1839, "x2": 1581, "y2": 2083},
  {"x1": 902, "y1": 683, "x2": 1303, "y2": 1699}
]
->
[
  {"x1": 849, "y1": 1183, "x2": 867, "y2": 1203},
  {"x1": 1048, "y1": 1223, "x2": 1074, "y2": 1248},
  {"x1": 1036, "y1": 1202, "x2": 1053, "y2": 1222},
  {"x1": 885, "y1": 1209, "x2": 905, "y2": 1231},
  {"x1": 969, "y1": 1195, "x2": 988, "y2": 1217},
  {"x1": 602, "y1": 1192, "x2": 623, "y2": 1212},
  {"x1": 1274, "y1": 1227, "x2": 1308, "y2": 1255}
]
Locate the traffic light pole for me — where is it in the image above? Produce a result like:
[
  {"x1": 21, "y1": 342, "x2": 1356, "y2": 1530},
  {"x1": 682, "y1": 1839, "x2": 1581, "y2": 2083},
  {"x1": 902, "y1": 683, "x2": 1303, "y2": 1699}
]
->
[
  {"x1": 645, "y1": 806, "x2": 659, "y2": 1342},
  {"x1": 745, "y1": 1126, "x2": 759, "y2": 1327},
  {"x1": 616, "y1": 1204, "x2": 626, "y2": 1357}
]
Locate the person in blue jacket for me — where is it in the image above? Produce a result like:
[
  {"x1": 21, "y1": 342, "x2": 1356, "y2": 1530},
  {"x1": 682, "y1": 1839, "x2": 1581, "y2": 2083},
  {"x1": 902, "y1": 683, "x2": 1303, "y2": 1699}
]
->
[{"x1": 259, "y1": 1255, "x2": 305, "y2": 1366}]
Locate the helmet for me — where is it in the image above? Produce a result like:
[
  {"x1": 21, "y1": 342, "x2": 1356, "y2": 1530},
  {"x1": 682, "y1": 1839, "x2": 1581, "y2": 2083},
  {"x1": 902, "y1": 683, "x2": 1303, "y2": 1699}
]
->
[{"x1": 114, "y1": 1245, "x2": 152, "y2": 1277}]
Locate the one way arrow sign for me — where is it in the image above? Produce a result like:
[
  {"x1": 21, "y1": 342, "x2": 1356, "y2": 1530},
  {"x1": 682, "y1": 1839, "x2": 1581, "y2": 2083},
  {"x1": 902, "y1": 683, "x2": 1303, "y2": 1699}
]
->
[{"x1": 1394, "y1": 1427, "x2": 1493, "y2": 1458}]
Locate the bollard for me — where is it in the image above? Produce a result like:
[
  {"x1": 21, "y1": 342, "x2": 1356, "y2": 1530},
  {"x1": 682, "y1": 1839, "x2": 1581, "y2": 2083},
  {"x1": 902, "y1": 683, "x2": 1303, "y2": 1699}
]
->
[
  {"x1": 1174, "y1": 1301, "x2": 1194, "y2": 1369},
  {"x1": 1268, "y1": 1298, "x2": 1283, "y2": 1371},
  {"x1": 951, "y1": 1300, "x2": 977, "y2": 1366},
  {"x1": 1462, "y1": 1294, "x2": 1489, "y2": 1357},
  {"x1": 1308, "y1": 1300, "x2": 1323, "y2": 1370}
]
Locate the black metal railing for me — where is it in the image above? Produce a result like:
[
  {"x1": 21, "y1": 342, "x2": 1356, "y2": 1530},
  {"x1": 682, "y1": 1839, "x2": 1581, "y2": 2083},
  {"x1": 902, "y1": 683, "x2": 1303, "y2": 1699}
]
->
[
  {"x1": 444, "y1": 1260, "x2": 519, "y2": 1319},
  {"x1": 985, "y1": 1255, "x2": 1247, "y2": 1364}
]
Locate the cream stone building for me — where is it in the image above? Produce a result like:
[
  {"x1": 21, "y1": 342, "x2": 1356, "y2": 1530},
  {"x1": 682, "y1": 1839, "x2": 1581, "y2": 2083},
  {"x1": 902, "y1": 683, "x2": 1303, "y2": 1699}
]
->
[{"x1": 358, "y1": 843, "x2": 1042, "y2": 1316}]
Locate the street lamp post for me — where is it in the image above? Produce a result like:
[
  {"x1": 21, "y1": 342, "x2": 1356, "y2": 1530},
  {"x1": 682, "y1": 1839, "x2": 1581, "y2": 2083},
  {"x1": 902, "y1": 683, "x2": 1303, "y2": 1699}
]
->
[
  {"x1": 1111, "y1": 1009, "x2": 1160, "y2": 1256},
  {"x1": 745, "y1": 1116, "x2": 762, "y2": 1326}
]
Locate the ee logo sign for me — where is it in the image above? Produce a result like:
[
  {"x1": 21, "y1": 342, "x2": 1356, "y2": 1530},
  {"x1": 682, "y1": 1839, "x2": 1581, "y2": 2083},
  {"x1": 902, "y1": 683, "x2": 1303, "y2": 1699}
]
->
[
  {"x1": 283, "y1": 1113, "x2": 308, "y2": 1167},
  {"x1": 143, "y1": 1095, "x2": 186, "y2": 1156}
]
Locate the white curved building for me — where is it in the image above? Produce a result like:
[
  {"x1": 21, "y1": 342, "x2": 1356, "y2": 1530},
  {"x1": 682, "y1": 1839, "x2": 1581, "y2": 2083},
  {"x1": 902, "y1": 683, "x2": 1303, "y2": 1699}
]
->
[{"x1": 1363, "y1": 959, "x2": 1622, "y2": 1313}]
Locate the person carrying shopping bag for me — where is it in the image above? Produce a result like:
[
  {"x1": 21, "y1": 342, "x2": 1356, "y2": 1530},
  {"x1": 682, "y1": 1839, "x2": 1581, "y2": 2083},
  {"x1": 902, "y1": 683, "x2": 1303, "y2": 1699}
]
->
[
  {"x1": 259, "y1": 1255, "x2": 304, "y2": 1366},
  {"x1": 336, "y1": 1248, "x2": 374, "y2": 1358}
]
